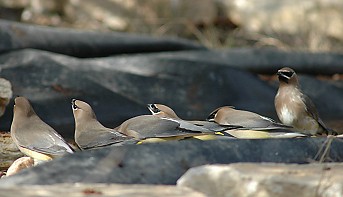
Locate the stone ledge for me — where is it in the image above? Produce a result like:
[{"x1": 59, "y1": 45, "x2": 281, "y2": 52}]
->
[
  {"x1": 1, "y1": 183, "x2": 206, "y2": 197},
  {"x1": 178, "y1": 163, "x2": 343, "y2": 197}
]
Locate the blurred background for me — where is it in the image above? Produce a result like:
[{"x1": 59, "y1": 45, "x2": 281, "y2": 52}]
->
[{"x1": 1, "y1": 0, "x2": 343, "y2": 52}]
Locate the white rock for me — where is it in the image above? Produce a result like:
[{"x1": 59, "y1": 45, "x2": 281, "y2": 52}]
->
[
  {"x1": 177, "y1": 163, "x2": 343, "y2": 197},
  {"x1": 5, "y1": 157, "x2": 34, "y2": 177}
]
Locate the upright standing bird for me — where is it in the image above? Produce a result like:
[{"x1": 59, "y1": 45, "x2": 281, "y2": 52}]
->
[
  {"x1": 10, "y1": 97, "x2": 74, "y2": 162},
  {"x1": 275, "y1": 67, "x2": 336, "y2": 135},
  {"x1": 71, "y1": 99, "x2": 136, "y2": 150}
]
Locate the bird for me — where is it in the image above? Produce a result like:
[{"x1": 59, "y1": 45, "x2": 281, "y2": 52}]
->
[
  {"x1": 10, "y1": 97, "x2": 74, "y2": 162},
  {"x1": 275, "y1": 67, "x2": 336, "y2": 136},
  {"x1": 147, "y1": 103, "x2": 239, "y2": 133},
  {"x1": 116, "y1": 104, "x2": 224, "y2": 143},
  {"x1": 206, "y1": 106, "x2": 304, "y2": 139},
  {"x1": 116, "y1": 114, "x2": 216, "y2": 143},
  {"x1": 207, "y1": 106, "x2": 292, "y2": 130},
  {"x1": 71, "y1": 99, "x2": 137, "y2": 150}
]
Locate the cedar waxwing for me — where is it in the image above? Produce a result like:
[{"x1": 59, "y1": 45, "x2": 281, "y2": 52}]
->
[
  {"x1": 117, "y1": 105, "x2": 224, "y2": 143},
  {"x1": 206, "y1": 106, "x2": 305, "y2": 139},
  {"x1": 147, "y1": 103, "x2": 240, "y2": 132},
  {"x1": 116, "y1": 113, "x2": 218, "y2": 143},
  {"x1": 207, "y1": 106, "x2": 291, "y2": 130},
  {"x1": 275, "y1": 67, "x2": 337, "y2": 135},
  {"x1": 10, "y1": 97, "x2": 74, "y2": 162},
  {"x1": 72, "y1": 99, "x2": 137, "y2": 150}
]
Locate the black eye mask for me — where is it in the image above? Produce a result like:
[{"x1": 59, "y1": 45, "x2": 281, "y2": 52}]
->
[
  {"x1": 71, "y1": 99, "x2": 79, "y2": 110},
  {"x1": 282, "y1": 71, "x2": 294, "y2": 78},
  {"x1": 147, "y1": 104, "x2": 160, "y2": 113},
  {"x1": 277, "y1": 71, "x2": 294, "y2": 83}
]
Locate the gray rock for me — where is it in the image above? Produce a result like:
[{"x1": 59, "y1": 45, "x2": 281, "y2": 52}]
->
[
  {"x1": 178, "y1": 163, "x2": 343, "y2": 197},
  {"x1": 0, "y1": 183, "x2": 206, "y2": 197},
  {"x1": 0, "y1": 137, "x2": 343, "y2": 186}
]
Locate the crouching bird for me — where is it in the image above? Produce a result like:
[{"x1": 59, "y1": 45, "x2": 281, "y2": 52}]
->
[
  {"x1": 72, "y1": 99, "x2": 137, "y2": 150},
  {"x1": 72, "y1": 100, "x2": 216, "y2": 147},
  {"x1": 10, "y1": 97, "x2": 74, "y2": 162},
  {"x1": 207, "y1": 106, "x2": 305, "y2": 139},
  {"x1": 147, "y1": 104, "x2": 242, "y2": 137},
  {"x1": 275, "y1": 67, "x2": 337, "y2": 136}
]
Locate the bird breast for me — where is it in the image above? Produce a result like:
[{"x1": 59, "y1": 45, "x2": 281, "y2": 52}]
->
[
  {"x1": 279, "y1": 106, "x2": 296, "y2": 125},
  {"x1": 276, "y1": 87, "x2": 304, "y2": 125}
]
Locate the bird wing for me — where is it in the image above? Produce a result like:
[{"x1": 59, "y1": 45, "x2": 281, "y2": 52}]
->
[
  {"x1": 16, "y1": 117, "x2": 73, "y2": 156},
  {"x1": 302, "y1": 94, "x2": 319, "y2": 120},
  {"x1": 119, "y1": 115, "x2": 205, "y2": 139},
  {"x1": 162, "y1": 118, "x2": 215, "y2": 134},
  {"x1": 302, "y1": 94, "x2": 336, "y2": 134},
  {"x1": 26, "y1": 144, "x2": 72, "y2": 156},
  {"x1": 219, "y1": 111, "x2": 290, "y2": 130},
  {"x1": 189, "y1": 120, "x2": 242, "y2": 132},
  {"x1": 79, "y1": 130, "x2": 135, "y2": 149}
]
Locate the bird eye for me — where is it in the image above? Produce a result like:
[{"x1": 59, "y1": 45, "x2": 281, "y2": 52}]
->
[
  {"x1": 151, "y1": 105, "x2": 160, "y2": 113},
  {"x1": 148, "y1": 104, "x2": 160, "y2": 113},
  {"x1": 72, "y1": 103, "x2": 78, "y2": 110},
  {"x1": 283, "y1": 71, "x2": 294, "y2": 78}
]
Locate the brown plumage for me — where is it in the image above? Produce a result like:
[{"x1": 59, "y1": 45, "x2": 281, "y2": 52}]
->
[
  {"x1": 207, "y1": 106, "x2": 291, "y2": 130},
  {"x1": 147, "y1": 103, "x2": 239, "y2": 133},
  {"x1": 72, "y1": 99, "x2": 136, "y2": 150},
  {"x1": 117, "y1": 104, "x2": 222, "y2": 142},
  {"x1": 10, "y1": 97, "x2": 73, "y2": 161},
  {"x1": 117, "y1": 115, "x2": 210, "y2": 140},
  {"x1": 148, "y1": 104, "x2": 302, "y2": 139},
  {"x1": 147, "y1": 104, "x2": 180, "y2": 119},
  {"x1": 275, "y1": 67, "x2": 336, "y2": 135}
]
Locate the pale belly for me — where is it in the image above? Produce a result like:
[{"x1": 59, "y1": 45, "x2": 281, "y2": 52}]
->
[
  {"x1": 279, "y1": 106, "x2": 295, "y2": 126},
  {"x1": 279, "y1": 106, "x2": 319, "y2": 135}
]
